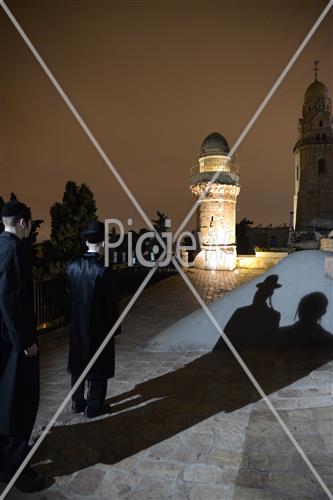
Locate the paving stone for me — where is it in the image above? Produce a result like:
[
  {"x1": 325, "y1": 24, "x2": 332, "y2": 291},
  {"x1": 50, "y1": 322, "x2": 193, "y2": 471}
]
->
[
  {"x1": 306, "y1": 452, "x2": 333, "y2": 476},
  {"x1": 206, "y1": 447, "x2": 243, "y2": 467},
  {"x1": 285, "y1": 408, "x2": 315, "y2": 421},
  {"x1": 296, "y1": 396, "x2": 333, "y2": 409},
  {"x1": 135, "y1": 461, "x2": 183, "y2": 478},
  {"x1": 182, "y1": 464, "x2": 224, "y2": 483},
  {"x1": 317, "y1": 419, "x2": 333, "y2": 436},
  {"x1": 236, "y1": 468, "x2": 271, "y2": 489},
  {"x1": 172, "y1": 483, "x2": 191, "y2": 500},
  {"x1": 188, "y1": 483, "x2": 228, "y2": 500},
  {"x1": 231, "y1": 485, "x2": 272, "y2": 500},
  {"x1": 242, "y1": 451, "x2": 294, "y2": 472},
  {"x1": 179, "y1": 432, "x2": 213, "y2": 448},
  {"x1": 288, "y1": 378, "x2": 322, "y2": 390},
  {"x1": 322, "y1": 433, "x2": 333, "y2": 452},
  {"x1": 278, "y1": 387, "x2": 332, "y2": 398},
  {"x1": 94, "y1": 480, "x2": 120, "y2": 500},
  {"x1": 209, "y1": 431, "x2": 249, "y2": 453},
  {"x1": 319, "y1": 474, "x2": 333, "y2": 492},
  {"x1": 131, "y1": 476, "x2": 173, "y2": 500},
  {"x1": 311, "y1": 371, "x2": 333, "y2": 383},
  {"x1": 268, "y1": 472, "x2": 325, "y2": 498},
  {"x1": 66, "y1": 468, "x2": 107, "y2": 496},
  {"x1": 285, "y1": 419, "x2": 318, "y2": 436},
  {"x1": 171, "y1": 443, "x2": 210, "y2": 465},
  {"x1": 220, "y1": 466, "x2": 239, "y2": 485},
  {"x1": 312, "y1": 406, "x2": 333, "y2": 419},
  {"x1": 96, "y1": 470, "x2": 139, "y2": 499}
]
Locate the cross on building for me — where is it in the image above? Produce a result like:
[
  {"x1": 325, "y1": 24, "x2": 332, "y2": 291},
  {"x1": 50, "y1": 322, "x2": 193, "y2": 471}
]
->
[{"x1": 313, "y1": 59, "x2": 319, "y2": 80}]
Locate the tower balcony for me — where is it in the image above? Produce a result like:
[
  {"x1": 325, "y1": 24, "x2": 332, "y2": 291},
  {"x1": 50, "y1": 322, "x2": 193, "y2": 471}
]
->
[
  {"x1": 190, "y1": 163, "x2": 239, "y2": 186},
  {"x1": 293, "y1": 135, "x2": 333, "y2": 152},
  {"x1": 190, "y1": 155, "x2": 240, "y2": 186}
]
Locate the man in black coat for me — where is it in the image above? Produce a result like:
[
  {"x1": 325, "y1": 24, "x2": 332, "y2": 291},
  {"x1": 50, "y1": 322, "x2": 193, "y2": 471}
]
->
[
  {"x1": 67, "y1": 220, "x2": 121, "y2": 418},
  {"x1": 0, "y1": 201, "x2": 45, "y2": 492}
]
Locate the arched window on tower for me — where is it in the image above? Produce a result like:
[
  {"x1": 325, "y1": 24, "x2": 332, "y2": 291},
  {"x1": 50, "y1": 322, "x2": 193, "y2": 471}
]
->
[
  {"x1": 318, "y1": 158, "x2": 327, "y2": 174},
  {"x1": 322, "y1": 133, "x2": 327, "y2": 142},
  {"x1": 319, "y1": 120, "x2": 323, "y2": 127}
]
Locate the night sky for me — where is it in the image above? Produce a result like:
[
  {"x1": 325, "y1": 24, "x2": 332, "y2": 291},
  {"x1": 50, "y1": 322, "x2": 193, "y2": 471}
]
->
[{"x1": 0, "y1": 0, "x2": 332, "y2": 241}]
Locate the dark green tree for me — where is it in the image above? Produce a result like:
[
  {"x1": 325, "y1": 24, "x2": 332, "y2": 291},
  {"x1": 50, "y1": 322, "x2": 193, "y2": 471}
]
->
[
  {"x1": 153, "y1": 210, "x2": 169, "y2": 234},
  {"x1": 151, "y1": 210, "x2": 170, "y2": 259},
  {"x1": 27, "y1": 218, "x2": 45, "y2": 272},
  {"x1": 46, "y1": 181, "x2": 97, "y2": 276}
]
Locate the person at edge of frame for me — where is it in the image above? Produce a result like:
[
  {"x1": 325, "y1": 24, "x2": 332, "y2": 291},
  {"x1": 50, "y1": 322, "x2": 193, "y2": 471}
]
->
[
  {"x1": 0, "y1": 200, "x2": 46, "y2": 493},
  {"x1": 66, "y1": 220, "x2": 121, "y2": 419}
]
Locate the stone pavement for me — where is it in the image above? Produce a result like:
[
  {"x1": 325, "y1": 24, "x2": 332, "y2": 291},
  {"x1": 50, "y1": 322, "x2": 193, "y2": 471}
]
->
[{"x1": 1, "y1": 268, "x2": 333, "y2": 500}]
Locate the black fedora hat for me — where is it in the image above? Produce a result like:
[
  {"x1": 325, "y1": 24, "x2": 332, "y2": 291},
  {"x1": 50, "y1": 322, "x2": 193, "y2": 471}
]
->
[
  {"x1": 81, "y1": 220, "x2": 105, "y2": 243},
  {"x1": 256, "y1": 274, "x2": 282, "y2": 290}
]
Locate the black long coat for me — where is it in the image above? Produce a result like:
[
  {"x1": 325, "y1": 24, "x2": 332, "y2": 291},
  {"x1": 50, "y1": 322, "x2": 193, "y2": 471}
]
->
[
  {"x1": 66, "y1": 252, "x2": 120, "y2": 381},
  {"x1": 0, "y1": 231, "x2": 40, "y2": 439}
]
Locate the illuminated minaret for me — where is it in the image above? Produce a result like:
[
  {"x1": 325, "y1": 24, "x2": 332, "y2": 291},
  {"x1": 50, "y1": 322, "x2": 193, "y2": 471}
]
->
[{"x1": 190, "y1": 132, "x2": 240, "y2": 270}]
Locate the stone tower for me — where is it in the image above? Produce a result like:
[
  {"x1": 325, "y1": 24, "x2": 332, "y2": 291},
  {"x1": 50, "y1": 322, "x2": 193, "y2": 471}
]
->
[
  {"x1": 190, "y1": 132, "x2": 240, "y2": 270},
  {"x1": 293, "y1": 66, "x2": 333, "y2": 230}
]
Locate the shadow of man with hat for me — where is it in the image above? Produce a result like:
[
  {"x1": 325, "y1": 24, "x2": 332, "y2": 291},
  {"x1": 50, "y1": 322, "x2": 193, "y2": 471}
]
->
[
  {"x1": 279, "y1": 292, "x2": 333, "y2": 349},
  {"x1": 214, "y1": 274, "x2": 282, "y2": 350}
]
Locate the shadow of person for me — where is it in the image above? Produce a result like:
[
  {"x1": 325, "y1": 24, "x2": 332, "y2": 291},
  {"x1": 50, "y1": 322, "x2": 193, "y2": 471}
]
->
[
  {"x1": 278, "y1": 292, "x2": 333, "y2": 349},
  {"x1": 33, "y1": 286, "x2": 333, "y2": 483},
  {"x1": 214, "y1": 274, "x2": 282, "y2": 350}
]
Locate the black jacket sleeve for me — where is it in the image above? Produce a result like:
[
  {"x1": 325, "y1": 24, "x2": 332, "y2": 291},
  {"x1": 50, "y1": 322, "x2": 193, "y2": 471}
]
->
[
  {"x1": 0, "y1": 249, "x2": 36, "y2": 352},
  {"x1": 100, "y1": 267, "x2": 121, "y2": 336}
]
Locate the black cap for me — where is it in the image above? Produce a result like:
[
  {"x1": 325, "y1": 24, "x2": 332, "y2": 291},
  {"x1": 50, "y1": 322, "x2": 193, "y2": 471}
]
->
[
  {"x1": 1, "y1": 201, "x2": 31, "y2": 222},
  {"x1": 81, "y1": 220, "x2": 105, "y2": 243}
]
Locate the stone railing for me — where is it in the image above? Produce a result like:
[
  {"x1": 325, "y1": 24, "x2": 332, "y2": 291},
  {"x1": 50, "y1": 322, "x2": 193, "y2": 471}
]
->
[{"x1": 190, "y1": 165, "x2": 240, "y2": 186}]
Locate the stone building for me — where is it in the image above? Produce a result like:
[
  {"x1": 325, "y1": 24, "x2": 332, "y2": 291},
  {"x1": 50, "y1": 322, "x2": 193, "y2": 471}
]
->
[
  {"x1": 246, "y1": 224, "x2": 289, "y2": 253},
  {"x1": 293, "y1": 67, "x2": 333, "y2": 231},
  {"x1": 190, "y1": 132, "x2": 240, "y2": 270}
]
